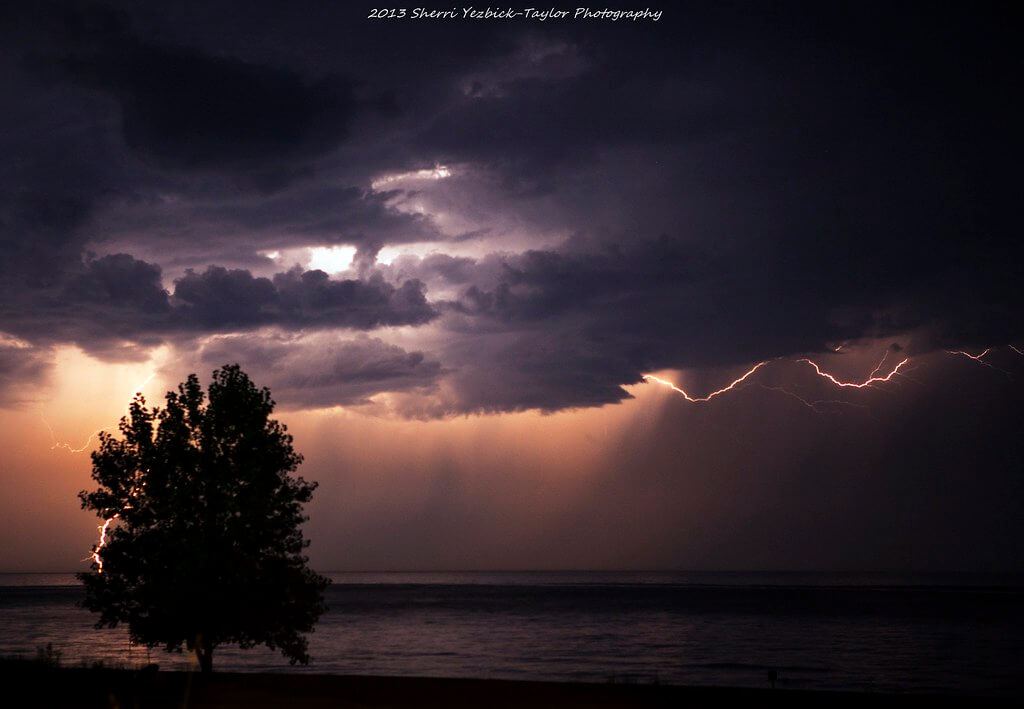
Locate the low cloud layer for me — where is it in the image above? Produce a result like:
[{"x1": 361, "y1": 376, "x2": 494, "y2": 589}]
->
[
  {"x1": 1, "y1": 254, "x2": 436, "y2": 361},
  {"x1": 193, "y1": 333, "x2": 444, "y2": 409}
]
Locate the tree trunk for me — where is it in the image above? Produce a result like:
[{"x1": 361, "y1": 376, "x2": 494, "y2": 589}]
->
[{"x1": 195, "y1": 636, "x2": 214, "y2": 673}]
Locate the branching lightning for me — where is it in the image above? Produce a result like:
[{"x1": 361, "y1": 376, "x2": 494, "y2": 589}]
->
[
  {"x1": 947, "y1": 348, "x2": 997, "y2": 371},
  {"x1": 643, "y1": 346, "x2": 1020, "y2": 408},
  {"x1": 45, "y1": 373, "x2": 156, "y2": 455},
  {"x1": 947, "y1": 347, "x2": 1015, "y2": 376},
  {"x1": 43, "y1": 416, "x2": 104, "y2": 454},
  {"x1": 797, "y1": 355, "x2": 910, "y2": 388},
  {"x1": 643, "y1": 355, "x2": 908, "y2": 405},
  {"x1": 868, "y1": 350, "x2": 891, "y2": 378}
]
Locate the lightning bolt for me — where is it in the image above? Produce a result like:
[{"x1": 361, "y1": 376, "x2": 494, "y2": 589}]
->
[
  {"x1": 645, "y1": 344, "x2": 1024, "y2": 407},
  {"x1": 88, "y1": 514, "x2": 119, "y2": 574},
  {"x1": 946, "y1": 348, "x2": 997, "y2": 370},
  {"x1": 948, "y1": 348, "x2": 991, "y2": 361},
  {"x1": 43, "y1": 415, "x2": 105, "y2": 454},
  {"x1": 642, "y1": 348, "x2": 933, "y2": 407},
  {"x1": 797, "y1": 356, "x2": 910, "y2": 388},
  {"x1": 947, "y1": 347, "x2": 1014, "y2": 376},
  {"x1": 642, "y1": 361, "x2": 769, "y2": 402},
  {"x1": 45, "y1": 373, "x2": 156, "y2": 455}
]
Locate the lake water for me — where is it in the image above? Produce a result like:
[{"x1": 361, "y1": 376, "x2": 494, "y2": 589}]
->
[{"x1": 1, "y1": 571, "x2": 1021, "y2": 695}]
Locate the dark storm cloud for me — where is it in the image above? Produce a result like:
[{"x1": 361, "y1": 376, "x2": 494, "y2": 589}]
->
[
  {"x1": 64, "y1": 45, "x2": 354, "y2": 187},
  {"x1": 441, "y1": 329, "x2": 640, "y2": 414},
  {"x1": 194, "y1": 334, "x2": 443, "y2": 409},
  {"x1": 65, "y1": 253, "x2": 170, "y2": 314},
  {"x1": 0, "y1": 3, "x2": 448, "y2": 382},
  {"x1": 381, "y1": 254, "x2": 480, "y2": 287},
  {"x1": 0, "y1": 255, "x2": 170, "y2": 356},
  {"x1": 80, "y1": 183, "x2": 447, "y2": 283},
  {"x1": 416, "y1": 57, "x2": 724, "y2": 185},
  {"x1": 0, "y1": 254, "x2": 436, "y2": 359},
  {"x1": 1, "y1": 1, "x2": 1021, "y2": 415},
  {"x1": 0, "y1": 69, "x2": 126, "y2": 287},
  {"x1": 0, "y1": 341, "x2": 52, "y2": 406},
  {"x1": 1, "y1": 2, "x2": 436, "y2": 294},
  {"x1": 446, "y1": 241, "x2": 702, "y2": 324},
  {"x1": 428, "y1": 210, "x2": 1019, "y2": 414},
  {"x1": 26, "y1": 1, "x2": 360, "y2": 188},
  {"x1": 191, "y1": 186, "x2": 442, "y2": 244},
  {"x1": 174, "y1": 266, "x2": 435, "y2": 330},
  {"x1": 426, "y1": 237, "x2": 851, "y2": 412}
]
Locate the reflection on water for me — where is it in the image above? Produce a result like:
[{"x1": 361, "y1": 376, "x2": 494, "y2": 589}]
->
[{"x1": 1, "y1": 572, "x2": 1021, "y2": 695}]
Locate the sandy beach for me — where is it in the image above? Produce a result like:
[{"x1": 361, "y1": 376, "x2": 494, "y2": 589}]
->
[{"x1": 1, "y1": 661, "x2": 1015, "y2": 708}]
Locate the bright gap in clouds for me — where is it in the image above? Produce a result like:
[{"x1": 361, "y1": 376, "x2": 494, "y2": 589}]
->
[{"x1": 308, "y1": 246, "x2": 357, "y2": 273}]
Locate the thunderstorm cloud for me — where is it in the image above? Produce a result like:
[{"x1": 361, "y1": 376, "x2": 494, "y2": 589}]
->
[{"x1": 0, "y1": 1, "x2": 1020, "y2": 412}]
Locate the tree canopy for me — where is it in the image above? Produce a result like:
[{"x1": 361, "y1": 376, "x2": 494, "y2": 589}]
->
[{"x1": 78, "y1": 364, "x2": 330, "y2": 672}]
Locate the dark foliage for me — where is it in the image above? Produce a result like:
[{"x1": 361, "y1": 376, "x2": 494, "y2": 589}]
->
[{"x1": 77, "y1": 364, "x2": 330, "y2": 671}]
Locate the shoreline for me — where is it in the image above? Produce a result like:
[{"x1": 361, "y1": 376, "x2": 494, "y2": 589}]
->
[{"x1": 1, "y1": 661, "x2": 1017, "y2": 707}]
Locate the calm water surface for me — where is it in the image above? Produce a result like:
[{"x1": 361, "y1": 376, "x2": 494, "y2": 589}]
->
[{"x1": 1, "y1": 571, "x2": 1021, "y2": 695}]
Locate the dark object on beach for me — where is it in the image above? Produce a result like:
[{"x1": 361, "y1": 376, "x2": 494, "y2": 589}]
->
[
  {"x1": 77, "y1": 364, "x2": 330, "y2": 672},
  {"x1": 769, "y1": 670, "x2": 778, "y2": 689}
]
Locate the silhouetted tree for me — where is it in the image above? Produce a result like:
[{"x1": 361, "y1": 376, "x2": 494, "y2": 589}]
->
[{"x1": 77, "y1": 364, "x2": 330, "y2": 672}]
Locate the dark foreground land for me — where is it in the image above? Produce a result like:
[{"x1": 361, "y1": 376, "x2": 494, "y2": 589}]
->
[{"x1": 1, "y1": 660, "x2": 1016, "y2": 708}]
